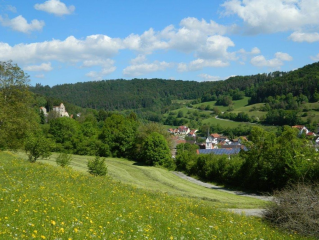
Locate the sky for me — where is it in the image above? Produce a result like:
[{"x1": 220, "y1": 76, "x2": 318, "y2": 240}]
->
[{"x1": 0, "y1": 0, "x2": 319, "y2": 86}]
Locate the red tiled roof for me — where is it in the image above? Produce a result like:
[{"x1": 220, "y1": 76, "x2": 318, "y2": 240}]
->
[
  {"x1": 211, "y1": 133, "x2": 220, "y2": 138},
  {"x1": 292, "y1": 125, "x2": 305, "y2": 130}
]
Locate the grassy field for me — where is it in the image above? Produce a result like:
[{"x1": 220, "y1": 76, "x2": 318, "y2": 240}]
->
[
  {"x1": 1, "y1": 151, "x2": 310, "y2": 239},
  {"x1": 192, "y1": 97, "x2": 250, "y2": 111},
  {"x1": 15, "y1": 151, "x2": 266, "y2": 209}
]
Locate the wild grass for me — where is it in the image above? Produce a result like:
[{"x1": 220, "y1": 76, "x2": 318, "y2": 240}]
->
[
  {"x1": 15, "y1": 151, "x2": 266, "y2": 209},
  {"x1": 0, "y1": 151, "x2": 310, "y2": 239}
]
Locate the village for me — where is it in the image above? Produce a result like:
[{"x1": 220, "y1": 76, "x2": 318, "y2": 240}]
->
[{"x1": 169, "y1": 124, "x2": 319, "y2": 158}]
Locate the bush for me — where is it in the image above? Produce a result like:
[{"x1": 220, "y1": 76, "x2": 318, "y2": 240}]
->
[
  {"x1": 24, "y1": 133, "x2": 52, "y2": 163},
  {"x1": 56, "y1": 152, "x2": 72, "y2": 167},
  {"x1": 264, "y1": 183, "x2": 319, "y2": 238},
  {"x1": 87, "y1": 156, "x2": 107, "y2": 176}
]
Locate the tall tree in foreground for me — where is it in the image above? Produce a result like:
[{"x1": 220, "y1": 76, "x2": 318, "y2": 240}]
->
[{"x1": 0, "y1": 61, "x2": 39, "y2": 150}]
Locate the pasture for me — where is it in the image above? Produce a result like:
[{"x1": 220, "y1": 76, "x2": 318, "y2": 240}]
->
[{"x1": 0, "y1": 151, "x2": 310, "y2": 239}]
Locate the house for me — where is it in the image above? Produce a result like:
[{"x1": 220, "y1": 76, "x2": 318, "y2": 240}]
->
[
  {"x1": 52, "y1": 103, "x2": 69, "y2": 117},
  {"x1": 232, "y1": 136, "x2": 248, "y2": 144},
  {"x1": 178, "y1": 126, "x2": 190, "y2": 135},
  {"x1": 211, "y1": 133, "x2": 221, "y2": 138},
  {"x1": 39, "y1": 107, "x2": 48, "y2": 117},
  {"x1": 307, "y1": 132, "x2": 317, "y2": 137},
  {"x1": 292, "y1": 125, "x2": 309, "y2": 135},
  {"x1": 187, "y1": 129, "x2": 198, "y2": 137}
]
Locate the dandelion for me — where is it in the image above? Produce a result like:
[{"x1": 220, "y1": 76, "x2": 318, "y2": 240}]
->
[
  {"x1": 41, "y1": 236, "x2": 46, "y2": 239},
  {"x1": 50, "y1": 220, "x2": 56, "y2": 226}
]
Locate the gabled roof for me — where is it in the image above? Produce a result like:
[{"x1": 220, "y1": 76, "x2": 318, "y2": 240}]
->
[
  {"x1": 292, "y1": 125, "x2": 306, "y2": 130},
  {"x1": 211, "y1": 133, "x2": 220, "y2": 138},
  {"x1": 307, "y1": 132, "x2": 316, "y2": 136}
]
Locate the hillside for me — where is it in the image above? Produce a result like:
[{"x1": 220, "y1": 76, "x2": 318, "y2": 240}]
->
[
  {"x1": 1, "y1": 151, "x2": 308, "y2": 239},
  {"x1": 30, "y1": 73, "x2": 276, "y2": 111}
]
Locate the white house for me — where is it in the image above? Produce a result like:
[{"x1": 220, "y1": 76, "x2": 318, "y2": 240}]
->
[{"x1": 52, "y1": 103, "x2": 69, "y2": 117}]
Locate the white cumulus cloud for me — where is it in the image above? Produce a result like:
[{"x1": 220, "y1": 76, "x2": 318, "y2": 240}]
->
[
  {"x1": 34, "y1": 0, "x2": 75, "y2": 16},
  {"x1": 251, "y1": 52, "x2": 293, "y2": 68},
  {"x1": 0, "y1": 15, "x2": 45, "y2": 33},
  {"x1": 83, "y1": 59, "x2": 116, "y2": 80},
  {"x1": 0, "y1": 35, "x2": 122, "y2": 64},
  {"x1": 24, "y1": 62, "x2": 53, "y2": 71},
  {"x1": 289, "y1": 32, "x2": 319, "y2": 43},
  {"x1": 123, "y1": 60, "x2": 173, "y2": 77},
  {"x1": 222, "y1": 0, "x2": 319, "y2": 34},
  {"x1": 199, "y1": 74, "x2": 221, "y2": 81},
  {"x1": 178, "y1": 59, "x2": 229, "y2": 72}
]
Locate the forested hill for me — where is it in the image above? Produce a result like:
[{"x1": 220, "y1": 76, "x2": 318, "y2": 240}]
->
[
  {"x1": 31, "y1": 73, "x2": 278, "y2": 111},
  {"x1": 249, "y1": 62, "x2": 319, "y2": 104}
]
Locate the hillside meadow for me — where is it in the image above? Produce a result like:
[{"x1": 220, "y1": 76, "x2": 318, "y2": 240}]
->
[
  {"x1": 15, "y1": 151, "x2": 266, "y2": 209},
  {"x1": 0, "y1": 151, "x2": 312, "y2": 239}
]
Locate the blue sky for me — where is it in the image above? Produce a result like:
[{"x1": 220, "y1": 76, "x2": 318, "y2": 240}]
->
[{"x1": 0, "y1": 0, "x2": 319, "y2": 86}]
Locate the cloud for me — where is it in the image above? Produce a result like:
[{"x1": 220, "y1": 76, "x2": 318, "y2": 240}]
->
[
  {"x1": 24, "y1": 62, "x2": 53, "y2": 71},
  {"x1": 251, "y1": 52, "x2": 293, "y2": 68},
  {"x1": 199, "y1": 74, "x2": 221, "y2": 81},
  {"x1": 82, "y1": 59, "x2": 116, "y2": 80},
  {"x1": 0, "y1": 15, "x2": 45, "y2": 33},
  {"x1": 6, "y1": 5, "x2": 17, "y2": 13},
  {"x1": 0, "y1": 17, "x2": 239, "y2": 78},
  {"x1": 0, "y1": 35, "x2": 122, "y2": 64},
  {"x1": 123, "y1": 60, "x2": 173, "y2": 77},
  {"x1": 130, "y1": 54, "x2": 147, "y2": 65},
  {"x1": 237, "y1": 47, "x2": 260, "y2": 61},
  {"x1": 178, "y1": 59, "x2": 229, "y2": 72},
  {"x1": 275, "y1": 52, "x2": 293, "y2": 61},
  {"x1": 34, "y1": 0, "x2": 75, "y2": 16},
  {"x1": 289, "y1": 32, "x2": 319, "y2": 42},
  {"x1": 196, "y1": 35, "x2": 236, "y2": 60},
  {"x1": 123, "y1": 17, "x2": 236, "y2": 57},
  {"x1": 310, "y1": 53, "x2": 319, "y2": 61},
  {"x1": 221, "y1": 0, "x2": 319, "y2": 34},
  {"x1": 86, "y1": 67, "x2": 116, "y2": 80}
]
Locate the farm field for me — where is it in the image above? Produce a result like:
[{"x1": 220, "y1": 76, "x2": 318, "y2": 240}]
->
[
  {"x1": 15, "y1": 151, "x2": 266, "y2": 209},
  {"x1": 1, "y1": 151, "x2": 311, "y2": 240}
]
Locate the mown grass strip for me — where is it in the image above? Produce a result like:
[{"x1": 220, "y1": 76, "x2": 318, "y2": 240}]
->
[
  {"x1": 0, "y1": 151, "x2": 311, "y2": 239},
  {"x1": 16, "y1": 151, "x2": 266, "y2": 209}
]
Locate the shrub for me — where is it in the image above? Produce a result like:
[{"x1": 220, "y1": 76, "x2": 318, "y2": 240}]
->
[
  {"x1": 24, "y1": 133, "x2": 52, "y2": 163},
  {"x1": 263, "y1": 183, "x2": 319, "y2": 238},
  {"x1": 56, "y1": 152, "x2": 72, "y2": 168},
  {"x1": 87, "y1": 156, "x2": 107, "y2": 176}
]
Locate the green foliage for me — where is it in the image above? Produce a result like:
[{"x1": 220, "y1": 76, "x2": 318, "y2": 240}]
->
[
  {"x1": 87, "y1": 156, "x2": 107, "y2": 176},
  {"x1": 24, "y1": 133, "x2": 52, "y2": 163},
  {"x1": 56, "y1": 152, "x2": 73, "y2": 167},
  {"x1": 176, "y1": 126, "x2": 319, "y2": 192},
  {"x1": 140, "y1": 132, "x2": 174, "y2": 169},
  {"x1": 99, "y1": 113, "x2": 138, "y2": 158},
  {"x1": 216, "y1": 95, "x2": 233, "y2": 106},
  {"x1": 0, "y1": 61, "x2": 39, "y2": 150}
]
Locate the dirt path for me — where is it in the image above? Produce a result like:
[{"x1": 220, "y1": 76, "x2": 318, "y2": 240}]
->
[{"x1": 173, "y1": 171, "x2": 273, "y2": 217}]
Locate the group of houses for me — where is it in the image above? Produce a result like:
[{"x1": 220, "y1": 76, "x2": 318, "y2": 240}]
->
[
  {"x1": 168, "y1": 126, "x2": 197, "y2": 137},
  {"x1": 168, "y1": 125, "x2": 247, "y2": 157},
  {"x1": 198, "y1": 133, "x2": 248, "y2": 156},
  {"x1": 40, "y1": 103, "x2": 70, "y2": 118}
]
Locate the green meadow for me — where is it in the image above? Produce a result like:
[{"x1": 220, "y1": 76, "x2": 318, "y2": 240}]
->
[
  {"x1": 15, "y1": 151, "x2": 265, "y2": 209},
  {"x1": 1, "y1": 152, "x2": 310, "y2": 239}
]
